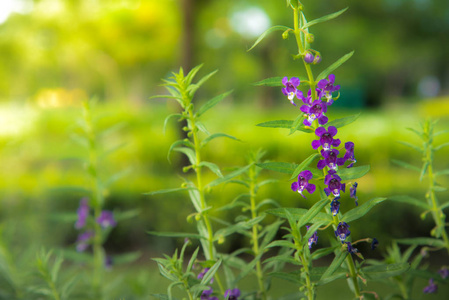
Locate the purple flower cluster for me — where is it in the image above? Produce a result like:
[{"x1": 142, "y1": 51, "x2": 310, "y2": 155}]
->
[
  {"x1": 74, "y1": 198, "x2": 117, "y2": 252},
  {"x1": 200, "y1": 288, "x2": 241, "y2": 300}
]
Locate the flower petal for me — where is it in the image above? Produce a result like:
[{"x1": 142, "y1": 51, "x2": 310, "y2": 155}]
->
[{"x1": 290, "y1": 77, "x2": 300, "y2": 87}]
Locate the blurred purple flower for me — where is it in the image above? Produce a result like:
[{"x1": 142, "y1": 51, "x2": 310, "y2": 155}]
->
[
  {"x1": 198, "y1": 268, "x2": 214, "y2": 284},
  {"x1": 224, "y1": 288, "x2": 241, "y2": 300},
  {"x1": 317, "y1": 74, "x2": 340, "y2": 103},
  {"x1": 371, "y1": 238, "x2": 379, "y2": 250},
  {"x1": 96, "y1": 211, "x2": 117, "y2": 229},
  {"x1": 350, "y1": 182, "x2": 358, "y2": 206},
  {"x1": 306, "y1": 225, "x2": 318, "y2": 249},
  {"x1": 76, "y1": 231, "x2": 94, "y2": 252},
  {"x1": 312, "y1": 126, "x2": 341, "y2": 151},
  {"x1": 105, "y1": 255, "x2": 113, "y2": 270},
  {"x1": 201, "y1": 287, "x2": 218, "y2": 300},
  {"x1": 330, "y1": 198, "x2": 340, "y2": 216},
  {"x1": 291, "y1": 170, "x2": 316, "y2": 198},
  {"x1": 282, "y1": 77, "x2": 300, "y2": 106},
  {"x1": 75, "y1": 198, "x2": 90, "y2": 229},
  {"x1": 343, "y1": 142, "x2": 356, "y2": 168},
  {"x1": 317, "y1": 149, "x2": 345, "y2": 171},
  {"x1": 423, "y1": 278, "x2": 438, "y2": 294},
  {"x1": 439, "y1": 266, "x2": 449, "y2": 279},
  {"x1": 335, "y1": 222, "x2": 350, "y2": 243},
  {"x1": 345, "y1": 242, "x2": 358, "y2": 254}
]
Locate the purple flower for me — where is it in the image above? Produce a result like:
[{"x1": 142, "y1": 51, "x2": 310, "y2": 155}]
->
[
  {"x1": 343, "y1": 142, "x2": 356, "y2": 168},
  {"x1": 300, "y1": 100, "x2": 328, "y2": 126},
  {"x1": 198, "y1": 268, "x2": 214, "y2": 284},
  {"x1": 96, "y1": 211, "x2": 117, "y2": 229},
  {"x1": 291, "y1": 170, "x2": 316, "y2": 198},
  {"x1": 296, "y1": 89, "x2": 313, "y2": 106},
  {"x1": 282, "y1": 77, "x2": 300, "y2": 106},
  {"x1": 324, "y1": 170, "x2": 346, "y2": 197},
  {"x1": 439, "y1": 266, "x2": 449, "y2": 279},
  {"x1": 105, "y1": 255, "x2": 113, "y2": 270},
  {"x1": 317, "y1": 149, "x2": 345, "y2": 171},
  {"x1": 224, "y1": 288, "x2": 241, "y2": 300},
  {"x1": 423, "y1": 278, "x2": 438, "y2": 294},
  {"x1": 335, "y1": 222, "x2": 350, "y2": 242},
  {"x1": 76, "y1": 231, "x2": 94, "y2": 252},
  {"x1": 311, "y1": 126, "x2": 341, "y2": 151},
  {"x1": 306, "y1": 225, "x2": 318, "y2": 249},
  {"x1": 201, "y1": 287, "x2": 218, "y2": 300},
  {"x1": 304, "y1": 52, "x2": 314, "y2": 64},
  {"x1": 330, "y1": 198, "x2": 340, "y2": 216},
  {"x1": 317, "y1": 74, "x2": 340, "y2": 103},
  {"x1": 75, "y1": 198, "x2": 90, "y2": 229},
  {"x1": 345, "y1": 242, "x2": 358, "y2": 254},
  {"x1": 350, "y1": 182, "x2": 358, "y2": 206},
  {"x1": 371, "y1": 238, "x2": 379, "y2": 250}
]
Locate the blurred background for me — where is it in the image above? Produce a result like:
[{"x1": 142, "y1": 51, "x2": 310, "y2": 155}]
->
[{"x1": 0, "y1": 0, "x2": 449, "y2": 297}]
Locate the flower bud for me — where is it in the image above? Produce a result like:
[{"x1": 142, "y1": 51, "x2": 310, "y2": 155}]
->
[
  {"x1": 282, "y1": 30, "x2": 289, "y2": 40},
  {"x1": 218, "y1": 236, "x2": 225, "y2": 244},
  {"x1": 313, "y1": 54, "x2": 321, "y2": 64},
  {"x1": 182, "y1": 126, "x2": 189, "y2": 132},
  {"x1": 195, "y1": 214, "x2": 201, "y2": 221},
  {"x1": 304, "y1": 52, "x2": 314, "y2": 64},
  {"x1": 306, "y1": 33, "x2": 314, "y2": 43}
]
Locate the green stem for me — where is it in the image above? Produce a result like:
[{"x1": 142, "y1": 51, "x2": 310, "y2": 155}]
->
[
  {"x1": 249, "y1": 163, "x2": 267, "y2": 300},
  {"x1": 293, "y1": 8, "x2": 316, "y2": 101},
  {"x1": 84, "y1": 102, "x2": 104, "y2": 299},
  {"x1": 298, "y1": 250, "x2": 314, "y2": 300},
  {"x1": 345, "y1": 255, "x2": 361, "y2": 298}
]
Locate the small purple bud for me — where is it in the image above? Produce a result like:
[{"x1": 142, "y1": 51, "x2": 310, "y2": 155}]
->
[
  {"x1": 371, "y1": 238, "x2": 379, "y2": 250},
  {"x1": 345, "y1": 242, "x2": 358, "y2": 254},
  {"x1": 96, "y1": 210, "x2": 117, "y2": 229},
  {"x1": 335, "y1": 222, "x2": 350, "y2": 243},
  {"x1": 224, "y1": 289, "x2": 241, "y2": 300},
  {"x1": 75, "y1": 198, "x2": 90, "y2": 229},
  {"x1": 330, "y1": 198, "x2": 340, "y2": 216},
  {"x1": 306, "y1": 225, "x2": 318, "y2": 249},
  {"x1": 201, "y1": 287, "x2": 218, "y2": 300},
  {"x1": 350, "y1": 182, "x2": 358, "y2": 206},
  {"x1": 304, "y1": 52, "x2": 314, "y2": 64},
  {"x1": 313, "y1": 54, "x2": 321, "y2": 64},
  {"x1": 439, "y1": 266, "x2": 449, "y2": 279},
  {"x1": 423, "y1": 278, "x2": 438, "y2": 294}
]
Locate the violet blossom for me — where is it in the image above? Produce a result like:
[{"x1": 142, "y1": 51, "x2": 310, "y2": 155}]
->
[
  {"x1": 335, "y1": 222, "x2": 350, "y2": 243},
  {"x1": 343, "y1": 142, "x2": 356, "y2": 168},
  {"x1": 291, "y1": 170, "x2": 316, "y2": 198},
  {"x1": 300, "y1": 99, "x2": 328, "y2": 126},
  {"x1": 75, "y1": 198, "x2": 90, "y2": 229},
  {"x1": 423, "y1": 278, "x2": 438, "y2": 294},
  {"x1": 224, "y1": 288, "x2": 241, "y2": 300},
  {"x1": 312, "y1": 126, "x2": 341, "y2": 151},
  {"x1": 317, "y1": 74, "x2": 340, "y2": 104},
  {"x1": 96, "y1": 210, "x2": 117, "y2": 229},
  {"x1": 324, "y1": 170, "x2": 346, "y2": 197},
  {"x1": 76, "y1": 230, "x2": 94, "y2": 252},
  {"x1": 306, "y1": 225, "x2": 318, "y2": 249},
  {"x1": 282, "y1": 77, "x2": 300, "y2": 106},
  {"x1": 350, "y1": 182, "x2": 358, "y2": 206}
]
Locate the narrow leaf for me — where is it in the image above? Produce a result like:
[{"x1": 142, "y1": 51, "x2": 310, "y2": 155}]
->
[
  {"x1": 144, "y1": 187, "x2": 195, "y2": 196},
  {"x1": 206, "y1": 165, "x2": 250, "y2": 188},
  {"x1": 361, "y1": 263, "x2": 410, "y2": 280},
  {"x1": 434, "y1": 141, "x2": 449, "y2": 151},
  {"x1": 320, "y1": 250, "x2": 348, "y2": 280},
  {"x1": 326, "y1": 113, "x2": 360, "y2": 129},
  {"x1": 435, "y1": 169, "x2": 449, "y2": 177},
  {"x1": 266, "y1": 240, "x2": 297, "y2": 250},
  {"x1": 253, "y1": 76, "x2": 308, "y2": 87},
  {"x1": 397, "y1": 141, "x2": 422, "y2": 153},
  {"x1": 298, "y1": 199, "x2": 329, "y2": 227},
  {"x1": 248, "y1": 25, "x2": 292, "y2": 51},
  {"x1": 167, "y1": 140, "x2": 194, "y2": 162},
  {"x1": 201, "y1": 133, "x2": 239, "y2": 148},
  {"x1": 268, "y1": 271, "x2": 302, "y2": 284},
  {"x1": 303, "y1": 7, "x2": 348, "y2": 29},
  {"x1": 267, "y1": 208, "x2": 332, "y2": 223},
  {"x1": 199, "y1": 161, "x2": 223, "y2": 177},
  {"x1": 256, "y1": 162, "x2": 297, "y2": 174},
  {"x1": 289, "y1": 114, "x2": 306, "y2": 135},
  {"x1": 147, "y1": 231, "x2": 204, "y2": 240},
  {"x1": 317, "y1": 51, "x2": 354, "y2": 81},
  {"x1": 391, "y1": 159, "x2": 420, "y2": 172},
  {"x1": 188, "y1": 70, "x2": 218, "y2": 97},
  {"x1": 338, "y1": 165, "x2": 370, "y2": 181},
  {"x1": 289, "y1": 153, "x2": 319, "y2": 181},
  {"x1": 173, "y1": 147, "x2": 196, "y2": 165},
  {"x1": 256, "y1": 120, "x2": 293, "y2": 129},
  {"x1": 163, "y1": 113, "x2": 182, "y2": 134},
  {"x1": 341, "y1": 197, "x2": 387, "y2": 223},
  {"x1": 388, "y1": 195, "x2": 430, "y2": 210},
  {"x1": 196, "y1": 90, "x2": 233, "y2": 117}
]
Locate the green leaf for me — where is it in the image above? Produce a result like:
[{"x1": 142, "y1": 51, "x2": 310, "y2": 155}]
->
[
  {"x1": 289, "y1": 153, "x2": 319, "y2": 181},
  {"x1": 341, "y1": 197, "x2": 386, "y2": 223},
  {"x1": 434, "y1": 141, "x2": 449, "y2": 151},
  {"x1": 256, "y1": 162, "x2": 297, "y2": 174},
  {"x1": 188, "y1": 69, "x2": 218, "y2": 97},
  {"x1": 268, "y1": 271, "x2": 302, "y2": 284},
  {"x1": 391, "y1": 159, "x2": 421, "y2": 172},
  {"x1": 338, "y1": 165, "x2": 370, "y2": 181},
  {"x1": 163, "y1": 113, "x2": 182, "y2": 134},
  {"x1": 185, "y1": 64, "x2": 203, "y2": 86},
  {"x1": 439, "y1": 201, "x2": 449, "y2": 211},
  {"x1": 173, "y1": 147, "x2": 196, "y2": 165},
  {"x1": 326, "y1": 113, "x2": 360, "y2": 129},
  {"x1": 320, "y1": 249, "x2": 348, "y2": 281},
  {"x1": 256, "y1": 120, "x2": 293, "y2": 129},
  {"x1": 311, "y1": 246, "x2": 339, "y2": 260},
  {"x1": 396, "y1": 238, "x2": 446, "y2": 247},
  {"x1": 252, "y1": 76, "x2": 308, "y2": 87},
  {"x1": 361, "y1": 263, "x2": 410, "y2": 280},
  {"x1": 200, "y1": 259, "x2": 221, "y2": 287},
  {"x1": 144, "y1": 187, "x2": 195, "y2": 196},
  {"x1": 248, "y1": 25, "x2": 292, "y2": 51},
  {"x1": 147, "y1": 231, "x2": 204, "y2": 240},
  {"x1": 263, "y1": 255, "x2": 300, "y2": 266},
  {"x1": 112, "y1": 251, "x2": 141, "y2": 265},
  {"x1": 316, "y1": 51, "x2": 354, "y2": 81},
  {"x1": 260, "y1": 220, "x2": 284, "y2": 250},
  {"x1": 289, "y1": 114, "x2": 306, "y2": 135},
  {"x1": 103, "y1": 168, "x2": 132, "y2": 187},
  {"x1": 311, "y1": 267, "x2": 346, "y2": 285},
  {"x1": 196, "y1": 121, "x2": 210, "y2": 135},
  {"x1": 397, "y1": 141, "x2": 422, "y2": 153},
  {"x1": 206, "y1": 165, "x2": 250, "y2": 188},
  {"x1": 266, "y1": 240, "x2": 297, "y2": 250},
  {"x1": 435, "y1": 169, "x2": 449, "y2": 177},
  {"x1": 388, "y1": 195, "x2": 430, "y2": 210},
  {"x1": 167, "y1": 140, "x2": 194, "y2": 162},
  {"x1": 298, "y1": 199, "x2": 330, "y2": 228},
  {"x1": 199, "y1": 161, "x2": 223, "y2": 178},
  {"x1": 201, "y1": 133, "x2": 239, "y2": 148},
  {"x1": 196, "y1": 90, "x2": 233, "y2": 117},
  {"x1": 302, "y1": 7, "x2": 348, "y2": 29},
  {"x1": 267, "y1": 208, "x2": 332, "y2": 224},
  {"x1": 419, "y1": 161, "x2": 429, "y2": 181}
]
